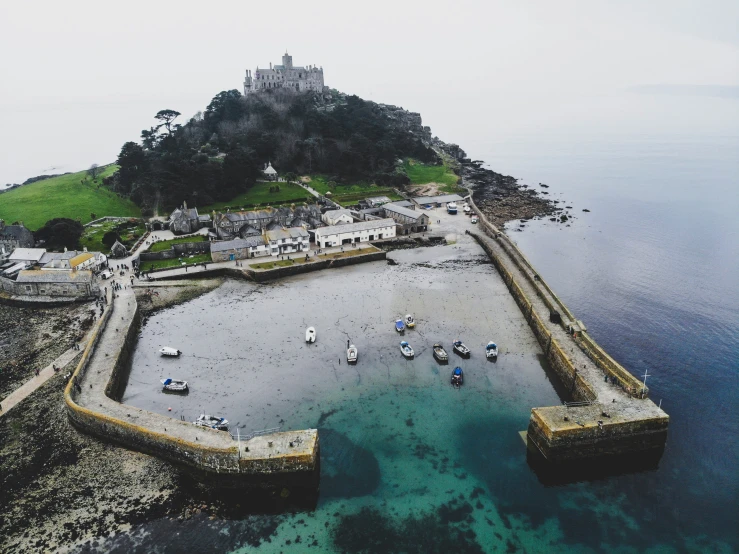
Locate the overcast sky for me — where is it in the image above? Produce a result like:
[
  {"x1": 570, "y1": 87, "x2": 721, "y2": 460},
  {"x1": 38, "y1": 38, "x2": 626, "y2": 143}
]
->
[{"x1": 1, "y1": 0, "x2": 737, "y2": 184}]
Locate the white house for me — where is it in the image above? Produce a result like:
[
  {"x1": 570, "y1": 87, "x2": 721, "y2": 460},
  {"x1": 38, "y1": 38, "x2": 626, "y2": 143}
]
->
[
  {"x1": 266, "y1": 227, "x2": 310, "y2": 256},
  {"x1": 263, "y1": 162, "x2": 278, "y2": 181},
  {"x1": 314, "y1": 218, "x2": 396, "y2": 248},
  {"x1": 321, "y1": 209, "x2": 354, "y2": 226}
]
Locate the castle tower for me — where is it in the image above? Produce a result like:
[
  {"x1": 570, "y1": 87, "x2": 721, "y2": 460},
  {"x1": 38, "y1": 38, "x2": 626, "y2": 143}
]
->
[
  {"x1": 282, "y1": 51, "x2": 293, "y2": 69},
  {"x1": 243, "y1": 69, "x2": 253, "y2": 95}
]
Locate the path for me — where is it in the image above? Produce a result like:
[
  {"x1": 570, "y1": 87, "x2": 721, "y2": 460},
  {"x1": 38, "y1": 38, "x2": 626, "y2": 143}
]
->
[{"x1": 1, "y1": 338, "x2": 89, "y2": 416}]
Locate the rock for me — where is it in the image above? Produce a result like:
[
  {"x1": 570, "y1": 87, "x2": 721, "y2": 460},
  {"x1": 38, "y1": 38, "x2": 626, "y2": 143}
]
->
[{"x1": 583, "y1": 209, "x2": 590, "y2": 212}]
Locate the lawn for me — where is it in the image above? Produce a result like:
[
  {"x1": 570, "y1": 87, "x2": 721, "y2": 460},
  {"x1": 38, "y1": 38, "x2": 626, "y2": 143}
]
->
[
  {"x1": 0, "y1": 165, "x2": 140, "y2": 230},
  {"x1": 143, "y1": 253, "x2": 211, "y2": 271},
  {"x1": 80, "y1": 219, "x2": 145, "y2": 253},
  {"x1": 304, "y1": 176, "x2": 401, "y2": 206},
  {"x1": 403, "y1": 159, "x2": 463, "y2": 193},
  {"x1": 148, "y1": 235, "x2": 207, "y2": 253},
  {"x1": 200, "y1": 181, "x2": 314, "y2": 212}
]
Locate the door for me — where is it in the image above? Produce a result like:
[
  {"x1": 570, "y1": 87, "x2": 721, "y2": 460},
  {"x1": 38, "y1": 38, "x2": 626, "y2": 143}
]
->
[{"x1": 229, "y1": 254, "x2": 235, "y2": 261}]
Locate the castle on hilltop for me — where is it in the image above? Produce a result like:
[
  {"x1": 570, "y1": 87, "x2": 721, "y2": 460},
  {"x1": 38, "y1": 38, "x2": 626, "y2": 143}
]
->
[{"x1": 244, "y1": 51, "x2": 326, "y2": 94}]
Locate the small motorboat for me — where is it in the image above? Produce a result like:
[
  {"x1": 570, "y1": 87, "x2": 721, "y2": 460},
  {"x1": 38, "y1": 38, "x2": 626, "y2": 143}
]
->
[
  {"x1": 159, "y1": 347, "x2": 181, "y2": 357},
  {"x1": 463, "y1": 205, "x2": 471, "y2": 214},
  {"x1": 404, "y1": 314, "x2": 416, "y2": 328},
  {"x1": 451, "y1": 367, "x2": 464, "y2": 387},
  {"x1": 305, "y1": 327, "x2": 316, "y2": 343},
  {"x1": 160, "y1": 378, "x2": 188, "y2": 392},
  {"x1": 347, "y1": 344, "x2": 358, "y2": 364},
  {"x1": 471, "y1": 216, "x2": 478, "y2": 224},
  {"x1": 395, "y1": 319, "x2": 405, "y2": 334},
  {"x1": 433, "y1": 343, "x2": 449, "y2": 363},
  {"x1": 453, "y1": 340, "x2": 471, "y2": 358},
  {"x1": 193, "y1": 414, "x2": 229, "y2": 431},
  {"x1": 486, "y1": 341, "x2": 498, "y2": 359},
  {"x1": 400, "y1": 341, "x2": 414, "y2": 358}
]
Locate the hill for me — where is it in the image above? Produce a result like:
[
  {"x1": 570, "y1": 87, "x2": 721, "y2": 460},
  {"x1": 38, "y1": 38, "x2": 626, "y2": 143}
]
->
[{"x1": 0, "y1": 165, "x2": 140, "y2": 230}]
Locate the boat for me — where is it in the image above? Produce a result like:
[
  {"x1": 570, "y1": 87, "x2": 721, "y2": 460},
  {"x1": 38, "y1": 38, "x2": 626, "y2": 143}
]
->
[
  {"x1": 453, "y1": 340, "x2": 471, "y2": 358},
  {"x1": 160, "y1": 378, "x2": 188, "y2": 392},
  {"x1": 471, "y1": 216, "x2": 479, "y2": 224},
  {"x1": 395, "y1": 319, "x2": 405, "y2": 333},
  {"x1": 433, "y1": 343, "x2": 449, "y2": 363},
  {"x1": 451, "y1": 367, "x2": 464, "y2": 387},
  {"x1": 463, "y1": 205, "x2": 471, "y2": 214},
  {"x1": 447, "y1": 202, "x2": 457, "y2": 214},
  {"x1": 305, "y1": 326, "x2": 316, "y2": 343},
  {"x1": 400, "y1": 341, "x2": 414, "y2": 358},
  {"x1": 159, "y1": 347, "x2": 181, "y2": 357},
  {"x1": 404, "y1": 314, "x2": 416, "y2": 328},
  {"x1": 485, "y1": 341, "x2": 498, "y2": 359},
  {"x1": 192, "y1": 414, "x2": 229, "y2": 431},
  {"x1": 347, "y1": 344, "x2": 358, "y2": 364}
]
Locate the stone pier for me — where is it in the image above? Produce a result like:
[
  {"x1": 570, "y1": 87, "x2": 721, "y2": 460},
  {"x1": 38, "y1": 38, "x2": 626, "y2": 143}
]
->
[{"x1": 466, "y1": 200, "x2": 669, "y2": 463}]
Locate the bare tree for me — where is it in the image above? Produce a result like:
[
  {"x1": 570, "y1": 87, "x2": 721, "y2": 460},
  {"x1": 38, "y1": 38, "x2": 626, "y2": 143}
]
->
[{"x1": 87, "y1": 163, "x2": 100, "y2": 179}]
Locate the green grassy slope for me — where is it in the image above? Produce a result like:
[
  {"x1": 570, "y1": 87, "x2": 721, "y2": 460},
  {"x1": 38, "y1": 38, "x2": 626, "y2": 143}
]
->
[
  {"x1": 403, "y1": 160, "x2": 462, "y2": 193},
  {"x1": 200, "y1": 181, "x2": 313, "y2": 212},
  {"x1": 0, "y1": 165, "x2": 140, "y2": 230}
]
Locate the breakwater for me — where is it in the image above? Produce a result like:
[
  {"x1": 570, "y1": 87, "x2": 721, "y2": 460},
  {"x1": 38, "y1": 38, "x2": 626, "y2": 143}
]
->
[
  {"x1": 466, "y1": 198, "x2": 668, "y2": 462},
  {"x1": 64, "y1": 285, "x2": 320, "y2": 490}
]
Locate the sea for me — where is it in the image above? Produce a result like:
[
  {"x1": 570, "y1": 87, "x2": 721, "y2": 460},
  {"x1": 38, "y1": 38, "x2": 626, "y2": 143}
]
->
[{"x1": 75, "y1": 123, "x2": 739, "y2": 554}]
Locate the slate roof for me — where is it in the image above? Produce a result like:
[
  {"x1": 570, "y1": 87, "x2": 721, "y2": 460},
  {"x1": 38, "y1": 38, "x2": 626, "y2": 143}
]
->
[
  {"x1": 388, "y1": 200, "x2": 415, "y2": 209},
  {"x1": 211, "y1": 236, "x2": 266, "y2": 252},
  {"x1": 266, "y1": 227, "x2": 309, "y2": 242},
  {"x1": 9, "y1": 248, "x2": 46, "y2": 262},
  {"x1": 411, "y1": 194, "x2": 464, "y2": 204},
  {"x1": 315, "y1": 218, "x2": 396, "y2": 236},
  {"x1": 16, "y1": 270, "x2": 92, "y2": 283},
  {"x1": 384, "y1": 204, "x2": 428, "y2": 221}
]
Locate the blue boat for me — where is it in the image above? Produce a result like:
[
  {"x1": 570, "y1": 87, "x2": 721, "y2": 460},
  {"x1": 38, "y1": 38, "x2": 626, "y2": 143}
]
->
[
  {"x1": 395, "y1": 319, "x2": 405, "y2": 333},
  {"x1": 451, "y1": 367, "x2": 464, "y2": 387}
]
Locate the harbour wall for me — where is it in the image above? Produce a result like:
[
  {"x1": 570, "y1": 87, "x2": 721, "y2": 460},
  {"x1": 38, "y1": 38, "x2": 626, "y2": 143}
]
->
[
  {"x1": 65, "y1": 290, "x2": 320, "y2": 489},
  {"x1": 465, "y1": 193, "x2": 668, "y2": 463}
]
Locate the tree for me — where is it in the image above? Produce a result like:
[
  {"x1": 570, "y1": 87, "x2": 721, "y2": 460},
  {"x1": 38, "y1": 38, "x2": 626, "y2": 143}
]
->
[
  {"x1": 102, "y1": 231, "x2": 121, "y2": 248},
  {"x1": 34, "y1": 218, "x2": 84, "y2": 250},
  {"x1": 90, "y1": 213, "x2": 97, "y2": 221},
  {"x1": 87, "y1": 164, "x2": 100, "y2": 179},
  {"x1": 154, "y1": 109, "x2": 181, "y2": 135}
]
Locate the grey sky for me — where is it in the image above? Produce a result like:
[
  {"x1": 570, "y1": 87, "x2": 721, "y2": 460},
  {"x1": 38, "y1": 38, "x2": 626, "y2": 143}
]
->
[{"x1": 0, "y1": 0, "x2": 737, "y2": 184}]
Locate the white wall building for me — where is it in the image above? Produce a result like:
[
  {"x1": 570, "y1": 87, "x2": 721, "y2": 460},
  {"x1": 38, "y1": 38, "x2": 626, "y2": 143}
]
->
[
  {"x1": 266, "y1": 227, "x2": 310, "y2": 256},
  {"x1": 314, "y1": 218, "x2": 396, "y2": 248},
  {"x1": 321, "y1": 209, "x2": 354, "y2": 226}
]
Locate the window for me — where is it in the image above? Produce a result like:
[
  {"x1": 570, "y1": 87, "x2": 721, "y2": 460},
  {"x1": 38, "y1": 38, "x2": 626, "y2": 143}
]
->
[{"x1": 25, "y1": 285, "x2": 31, "y2": 292}]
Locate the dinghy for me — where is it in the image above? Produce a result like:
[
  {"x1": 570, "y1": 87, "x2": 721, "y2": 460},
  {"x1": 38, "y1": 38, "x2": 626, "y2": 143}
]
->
[
  {"x1": 433, "y1": 343, "x2": 449, "y2": 363},
  {"x1": 400, "y1": 341, "x2": 414, "y2": 358},
  {"x1": 485, "y1": 341, "x2": 498, "y2": 359},
  {"x1": 453, "y1": 340, "x2": 471, "y2": 358},
  {"x1": 347, "y1": 344, "x2": 358, "y2": 364},
  {"x1": 404, "y1": 314, "x2": 416, "y2": 328},
  {"x1": 160, "y1": 378, "x2": 188, "y2": 392},
  {"x1": 305, "y1": 327, "x2": 316, "y2": 343},
  {"x1": 192, "y1": 414, "x2": 229, "y2": 431},
  {"x1": 395, "y1": 319, "x2": 405, "y2": 334},
  {"x1": 159, "y1": 347, "x2": 181, "y2": 357},
  {"x1": 451, "y1": 367, "x2": 464, "y2": 387}
]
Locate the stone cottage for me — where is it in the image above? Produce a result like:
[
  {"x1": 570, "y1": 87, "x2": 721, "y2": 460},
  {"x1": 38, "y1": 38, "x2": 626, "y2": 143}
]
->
[
  {"x1": 168, "y1": 201, "x2": 202, "y2": 235},
  {"x1": 210, "y1": 236, "x2": 269, "y2": 262},
  {"x1": 0, "y1": 220, "x2": 34, "y2": 257}
]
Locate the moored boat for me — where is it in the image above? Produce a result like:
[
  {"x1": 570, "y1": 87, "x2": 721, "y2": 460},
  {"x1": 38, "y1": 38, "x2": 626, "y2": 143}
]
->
[
  {"x1": 305, "y1": 326, "x2": 316, "y2": 343},
  {"x1": 160, "y1": 378, "x2": 188, "y2": 392},
  {"x1": 395, "y1": 319, "x2": 405, "y2": 333},
  {"x1": 433, "y1": 343, "x2": 449, "y2": 363},
  {"x1": 159, "y1": 347, "x2": 181, "y2": 357},
  {"x1": 404, "y1": 314, "x2": 416, "y2": 328},
  {"x1": 485, "y1": 341, "x2": 498, "y2": 359},
  {"x1": 347, "y1": 344, "x2": 358, "y2": 363},
  {"x1": 193, "y1": 414, "x2": 229, "y2": 431},
  {"x1": 447, "y1": 202, "x2": 457, "y2": 214},
  {"x1": 453, "y1": 340, "x2": 471, "y2": 358},
  {"x1": 451, "y1": 367, "x2": 464, "y2": 387},
  {"x1": 400, "y1": 341, "x2": 414, "y2": 358}
]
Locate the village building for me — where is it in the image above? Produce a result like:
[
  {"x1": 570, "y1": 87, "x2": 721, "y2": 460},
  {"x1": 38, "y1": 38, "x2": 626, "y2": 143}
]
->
[
  {"x1": 314, "y1": 218, "x2": 396, "y2": 248},
  {"x1": 110, "y1": 241, "x2": 128, "y2": 258},
  {"x1": 0, "y1": 220, "x2": 34, "y2": 257},
  {"x1": 365, "y1": 196, "x2": 393, "y2": 208},
  {"x1": 12, "y1": 270, "x2": 97, "y2": 299},
  {"x1": 262, "y1": 162, "x2": 278, "y2": 181},
  {"x1": 168, "y1": 201, "x2": 205, "y2": 235},
  {"x1": 387, "y1": 199, "x2": 416, "y2": 210},
  {"x1": 213, "y1": 206, "x2": 322, "y2": 240},
  {"x1": 210, "y1": 236, "x2": 269, "y2": 262},
  {"x1": 321, "y1": 209, "x2": 355, "y2": 226},
  {"x1": 383, "y1": 204, "x2": 430, "y2": 234},
  {"x1": 244, "y1": 52, "x2": 326, "y2": 95},
  {"x1": 266, "y1": 227, "x2": 310, "y2": 256},
  {"x1": 9, "y1": 248, "x2": 46, "y2": 265},
  {"x1": 411, "y1": 193, "x2": 465, "y2": 208},
  {"x1": 39, "y1": 249, "x2": 106, "y2": 271}
]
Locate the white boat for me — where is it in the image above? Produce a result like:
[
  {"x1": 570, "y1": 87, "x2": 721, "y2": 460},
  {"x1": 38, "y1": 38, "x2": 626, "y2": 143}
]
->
[
  {"x1": 453, "y1": 340, "x2": 471, "y2": 358},
  {"x1": 347, "y1": 344, "x2": 358, "y2": 363},
  {"x1": 400, "y1": 341, "x2": 414, "y2": 358},
  {"x1": 447, "y1": 202, "x2": 457, "y2": 214},
  {"x1": 471, "y1": 216, "x2": 479, "y2": 224},
  {"x1": 486, "y1": 341, "x2": 498, "y2": 358},
  {"x1": 404, "y1": 314, "x2": 416, "y2": 328},
  {"x1": 159, "y1": 347, "x2": 181, "y2": 357},
  {"x1": 193, "y1": 414, "x2": 229, "y2": 431},
  {"x1": 305, "y1": 327, "x2": 316, "y2": 343},
  {"x1": 463, "y1": 205, "x2": 471, "y2": 214},
  {"x1": 160, "y1": 378, "x2": 188, "y2": 392}
]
